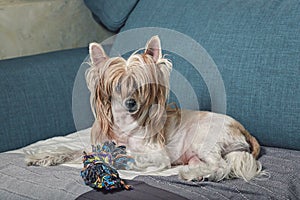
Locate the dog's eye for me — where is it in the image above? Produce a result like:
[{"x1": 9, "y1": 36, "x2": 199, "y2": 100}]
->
[
  {"x1": 133, "y1": 82, "x2": 138, "y2": 90},
  {"x1": 115, "y1": 83, "x2": 121, "y2": 93}
]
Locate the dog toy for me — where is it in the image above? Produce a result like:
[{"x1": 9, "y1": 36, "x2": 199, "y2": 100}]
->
[{"x1": 80, "y1": 141, "x2": 134, "y2": 190}]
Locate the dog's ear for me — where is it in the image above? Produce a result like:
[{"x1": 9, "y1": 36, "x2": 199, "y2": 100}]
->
[
  {"x1": 89, "y1": 43, "x2": 109, "y2": 66},
  {"x1": 145, "y1": 35, "x2": 162, "y2": 62}
]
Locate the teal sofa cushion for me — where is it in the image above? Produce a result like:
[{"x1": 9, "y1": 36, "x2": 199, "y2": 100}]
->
[
  {"x1": 0, "y1": 48, "x2": 88, "y2": 152},
  {"x1": 84, "y1": 0, "x2": 138, "y2": 32},
  {"x1": 120, "y1": 0, "x2": 300, "y2": 150}
]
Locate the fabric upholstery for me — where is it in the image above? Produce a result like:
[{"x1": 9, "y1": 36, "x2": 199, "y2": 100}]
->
[
  {"x1": 0, "y1": 48, "x2": 88, "y2": 152},
  {"x1": 84, "y1": 0, "x2": 138, "y2": 32},
  {"x1": 120, "y1": 0, "x2": 300, "y2": 150},
  {"x1": 1, "y1": 146, "x2": 299, "y2": 199}
]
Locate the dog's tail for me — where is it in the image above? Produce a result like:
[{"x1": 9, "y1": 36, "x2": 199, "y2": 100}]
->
[
  {"x1": 225, "y1": 151, "x2": 263, "y2": 181},
  {"x1": 233, "y1": 121, "x2": 261, "y2": 159},
  {"x1": 24, "y1": 147, "x2": 83, "y2": 166}
]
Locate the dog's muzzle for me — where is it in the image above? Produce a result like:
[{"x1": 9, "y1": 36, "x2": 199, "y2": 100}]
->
[{"x1": 125, "y1": 98, "x2": 138, "y2": 113}]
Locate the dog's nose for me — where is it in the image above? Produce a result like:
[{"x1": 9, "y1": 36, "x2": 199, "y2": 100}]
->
[{"x1": 125, "y1": 98, "x2": 137, "y2": 112}]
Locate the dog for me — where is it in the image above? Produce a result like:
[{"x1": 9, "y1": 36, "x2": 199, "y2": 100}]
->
[{"x1": 26, "y1": 35, "x2": 263, "y2": 182}]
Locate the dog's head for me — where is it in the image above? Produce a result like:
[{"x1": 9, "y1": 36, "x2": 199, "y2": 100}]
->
[{"x1": 86, "y1": 36, "x2": 173, "y2": 144}]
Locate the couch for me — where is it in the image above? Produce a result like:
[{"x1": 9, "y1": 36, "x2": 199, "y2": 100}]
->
[{"x1": 0, "y1": 0, "x2": 299, "y2": 199}]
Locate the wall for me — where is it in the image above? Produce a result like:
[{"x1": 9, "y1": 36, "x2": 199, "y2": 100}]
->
[{"x1": 0, "y1": 0, "x2": 113, "y2": 59}]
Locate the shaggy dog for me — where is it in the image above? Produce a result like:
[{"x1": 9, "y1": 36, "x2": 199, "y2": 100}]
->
[{"x1": 26, "y1": 36, "x2": 263, "y2": 182}]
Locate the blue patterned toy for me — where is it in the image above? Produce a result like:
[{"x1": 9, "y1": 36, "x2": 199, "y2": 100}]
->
[{"x1": 80, "y1": 141, "x2": 134, "y2": 190}]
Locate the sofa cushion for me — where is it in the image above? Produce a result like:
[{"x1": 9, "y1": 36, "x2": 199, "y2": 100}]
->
[
  {"x1": 119, "y1": 0, "x2": 300, "y2": 150},
  {"x1": 1, "y1": 146, "x2": 299, "y2": 199},
  {"x1": 0, "y1": 48, "x2": 88, "y2": 152},
  {"x1": 84, "y1": 0, "x2": 138, "y2": 32}
]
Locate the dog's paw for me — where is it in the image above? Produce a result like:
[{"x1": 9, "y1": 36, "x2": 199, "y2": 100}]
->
[
  {"x1": 24, "y1": 147, "x2": 80, "y2": 166},
  {"x1": 25, "y1": 156, "x2": 55, "y2": 166},
  {"x1": 178, "y1": 165, "x2": 206, "y2": 182},
  {"x1": 25, "y1": 152, "x2": 66, "y2": 166}
]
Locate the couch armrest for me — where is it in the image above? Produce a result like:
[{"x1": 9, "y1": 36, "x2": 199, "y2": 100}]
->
[{"x1": 0, "y1": 48, "x2": 88, "y2": 152}]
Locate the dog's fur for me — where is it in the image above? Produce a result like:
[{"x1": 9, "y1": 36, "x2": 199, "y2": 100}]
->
[{"x1": 26, "y1": 36, "x2": 264, "y2": 182}]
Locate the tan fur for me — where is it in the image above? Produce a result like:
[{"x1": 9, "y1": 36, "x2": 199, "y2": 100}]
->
[
  {"x1": 86, "y1": 38, "x2": 172, "y2": 147},
  {"x1": 229, "y1": 121, "x2": 260, "y2": 159}
]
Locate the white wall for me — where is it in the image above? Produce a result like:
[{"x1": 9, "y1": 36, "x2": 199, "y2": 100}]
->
[{"x1": 0, "y1": 0, "x2": 113, "y2": 59}]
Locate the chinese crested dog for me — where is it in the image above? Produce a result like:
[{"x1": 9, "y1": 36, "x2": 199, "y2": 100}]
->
[{"x1": 26, "y1": 36, "x2": 263, "y2": 182}]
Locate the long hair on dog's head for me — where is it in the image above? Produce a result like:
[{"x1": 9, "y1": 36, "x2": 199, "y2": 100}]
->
[{"x1": 86, "y1": 36, "x2": 173, "y2": 145}]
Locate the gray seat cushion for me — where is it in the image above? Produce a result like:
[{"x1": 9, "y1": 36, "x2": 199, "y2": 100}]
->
[{"x1": 0, "y1": 146, "x2": 299, "y2": 199}]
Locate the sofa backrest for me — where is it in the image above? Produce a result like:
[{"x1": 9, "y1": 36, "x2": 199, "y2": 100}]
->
[{"x1": 117, "y1": 0, "x2": 300, "y2": 150}]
